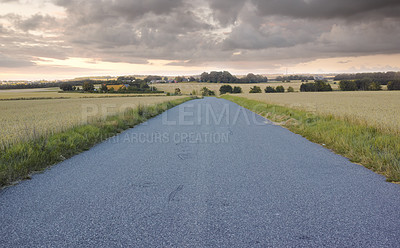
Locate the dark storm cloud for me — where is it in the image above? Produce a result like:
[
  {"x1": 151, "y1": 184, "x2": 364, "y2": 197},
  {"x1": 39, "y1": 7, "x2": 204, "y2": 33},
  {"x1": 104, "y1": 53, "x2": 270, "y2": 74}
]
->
[
  {"x1": 1, "y1": 0, "x2": 400, "y2": 70},
  {"x1": 252, "y1": 0, "x2": 400, "y2": 19},
  {"x1": 207, "y1": 0, "x2": 245, "y2": 26}
]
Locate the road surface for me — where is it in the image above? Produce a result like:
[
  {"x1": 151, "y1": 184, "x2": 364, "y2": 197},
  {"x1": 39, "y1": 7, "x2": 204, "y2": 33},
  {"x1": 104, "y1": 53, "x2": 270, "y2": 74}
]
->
[{"x1": 1, "y1": 97, "x2": 400, "y2": 247}]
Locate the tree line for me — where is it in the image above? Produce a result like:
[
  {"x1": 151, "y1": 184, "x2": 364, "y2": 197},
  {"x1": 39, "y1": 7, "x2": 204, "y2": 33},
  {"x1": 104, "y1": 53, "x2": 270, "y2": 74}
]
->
[
  {"x1": 334, "y1": 72, "x2": 400, "y2": 85},
  {"x1": 275, "y1": 75, "x2": 314, "y2": 82},
  {"x1": 200, "y1": 71, "x2": 268, "y2": 83},
  {"x1": 300, "y1": 81, "x2": 332, "y2": 92},
  {"x1": 60, "y1": 77, "x2": 162, "y2": 93}
]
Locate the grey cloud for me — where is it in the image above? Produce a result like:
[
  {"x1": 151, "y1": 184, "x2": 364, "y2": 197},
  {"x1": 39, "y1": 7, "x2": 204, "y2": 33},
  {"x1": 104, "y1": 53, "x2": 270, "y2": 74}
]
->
[
  {"x1": 15, "y1": 14, "x2": 58, "y2": 31},
  {"x1": 252, "y1": 0, "x2": 400, "y2": 19},
  {"x1": 207, "y1": 0, "x2": 245, "y2": 26},
  {"x1": 0, "y1": 54, "x2": 35, "y2": 68},
  {"x1": 1, "y1": 0, "x2": 400, "y2": 71}
]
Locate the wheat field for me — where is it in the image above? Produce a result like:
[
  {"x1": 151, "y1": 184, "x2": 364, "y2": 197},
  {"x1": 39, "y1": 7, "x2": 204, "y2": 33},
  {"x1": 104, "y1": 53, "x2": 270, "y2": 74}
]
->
[
  {"x1": 0, "y1": 96, "x2": 184, "y2": 147},
  {"x1": 238, "y1": 91, "x2": 400, "y2": 134},
  {"x1": 153, "y1": 81, "x2": 340, "y2": 95},
  {"x1": 0, "y1": 87, "x2": 164, "y2": 100}
]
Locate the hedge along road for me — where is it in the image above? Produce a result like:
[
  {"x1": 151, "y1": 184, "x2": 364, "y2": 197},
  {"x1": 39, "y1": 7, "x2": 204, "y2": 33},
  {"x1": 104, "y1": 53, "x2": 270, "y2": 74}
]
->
[{"x1": 1, "y1": 97, "x2": 400, "y2": 247}]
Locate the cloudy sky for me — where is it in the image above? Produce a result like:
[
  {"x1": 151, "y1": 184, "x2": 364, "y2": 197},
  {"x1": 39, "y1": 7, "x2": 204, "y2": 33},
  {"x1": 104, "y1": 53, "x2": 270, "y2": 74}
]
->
[{"x1": 1, "y1": 0, "x2": 400, "y2": 80}]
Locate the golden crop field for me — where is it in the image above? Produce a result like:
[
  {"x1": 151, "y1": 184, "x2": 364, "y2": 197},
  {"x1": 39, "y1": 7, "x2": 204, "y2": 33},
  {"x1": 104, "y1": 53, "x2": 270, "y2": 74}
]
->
[
  {"x1": 0, "y1": 95, "x2": 184, "y2": 147},
  {"x1": 239, "y1": 91, "x2": 400, "y2": 134},
  {"x1": 0, "y1": 87, "x2": 164, "y2": 100},
  {"x1": 153, "y1": 81, "x2": 340, "y2": 95}
]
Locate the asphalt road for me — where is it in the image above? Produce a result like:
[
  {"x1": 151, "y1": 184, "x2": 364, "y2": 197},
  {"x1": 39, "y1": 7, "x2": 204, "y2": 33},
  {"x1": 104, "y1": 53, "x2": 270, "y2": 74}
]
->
[{"x1": 1, "y1": 97, "x2": 400, "y2": 247}]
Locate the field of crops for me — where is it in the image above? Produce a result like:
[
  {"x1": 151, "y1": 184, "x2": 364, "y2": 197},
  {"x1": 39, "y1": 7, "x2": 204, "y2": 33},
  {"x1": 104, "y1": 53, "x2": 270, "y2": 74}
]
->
[
  {"x1": 153, "y1": 81, "x2": 340, "y2": 95},
  {"x1": 0, "y1": 95, "x2": 184, "y2": 147},
  {"x1": 239, "y1": 91, "x2": 400, "y2": 134},
  {"x1": 0, "y1": 88, "x2": 165, "y2": 100}
]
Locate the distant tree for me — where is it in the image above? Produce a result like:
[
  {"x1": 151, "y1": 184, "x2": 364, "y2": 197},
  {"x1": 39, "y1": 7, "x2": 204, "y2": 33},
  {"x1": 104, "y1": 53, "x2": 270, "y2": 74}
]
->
[
  {"x1": 200, "y1": 72, "x2": 210, "y2": 82},
  {"x1": 300, "y1": 83, "x2": 317, "y2": 92},
  {"x1": 339, "y1": 80, "x2": 357, "y2": 91},
  {"x1": 232, "y1": 86, "x2": 242, "y2": 93},
  {"x1": 249, "y1": 86, "x2": 262, "y2": 93},
  {"x1": 82, "y1": 81, "x2": 95, "y2": 92},
  {"x1": 60, "y1": 83, "x2": 73, "y2": 91},
  {"x1": 140, "y1": 82, "x2": 150, "y2": 89},
  {"x1": 189, "y1": 76, "x2": 196, "y2": 82},
  {"x1": 301, "y1": 81, "x2": 332, "y2": 92},
  {"x1": 287, "y1": 86, "x2": 294, "y2": 92},
  {"x1": 355, "y1": 78, "x2": 372, "y2": 91},
  {"x1": 314, "y1": 80, "x2": 332, "y2": 91},
  {"x1": 219, "y1": 85, "x2": 233, "y2": 94},
  {"x1": 276, "y1": 85, "x2": 285, "y2": 93},
  {"x1": 265, "y1": 86, "x2": 276, "y2": 93},
  {"x1": 174, "y1": 88, "x2": 182, "y2": 95},
  {"x1": 100, "y1": 84, "x2": 108, "y2": 92},
  {"x1": 368, "y1": 82, "x2": 382, "y2": 91},
  {"x1": 387, "y1": 80, "x2": 400, "y2": 90}
]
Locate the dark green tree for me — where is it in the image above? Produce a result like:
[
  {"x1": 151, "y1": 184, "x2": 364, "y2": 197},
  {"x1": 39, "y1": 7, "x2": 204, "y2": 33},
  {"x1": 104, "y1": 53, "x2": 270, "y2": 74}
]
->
[
  {"x1": 60, "y1": 83, "x2": 73, "y2": 91},
  {"x1": 82, "y1": 81, "x2": 94, "y2": 92},
  {"x1": 249, "y1": 86, "x2": 262, "y2": 93},
  {"x1": 276, "y1": 86, "x2": 285, "y2": 93},
  {"x1": 232, "y1": 86, "x2": 242, "y2": 93},
  {"x1": 219, "y1": 85, "x2": 233, "y2": 94},
  {"x1": 387, "y1": 80, "x2": 400, "y2": 90},
  {"x1": 265, "y1": 86, "x2": 276, "y2": 93}
]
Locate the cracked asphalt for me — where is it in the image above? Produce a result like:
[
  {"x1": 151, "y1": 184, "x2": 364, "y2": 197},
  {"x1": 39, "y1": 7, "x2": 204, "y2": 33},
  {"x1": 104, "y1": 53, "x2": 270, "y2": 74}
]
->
[{"x1": 1, "y1": 97, "x2": 400, "y2": 247}]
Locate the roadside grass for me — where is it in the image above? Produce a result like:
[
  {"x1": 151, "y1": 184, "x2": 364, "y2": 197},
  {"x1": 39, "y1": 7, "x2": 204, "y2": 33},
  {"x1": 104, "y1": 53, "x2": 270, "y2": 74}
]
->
[
  {"x1": 0, "y1": 97, "x2": 195, "y2": 187},
  {"x1": 221, "y1": 95, "x2": 400, "y2": 182}
]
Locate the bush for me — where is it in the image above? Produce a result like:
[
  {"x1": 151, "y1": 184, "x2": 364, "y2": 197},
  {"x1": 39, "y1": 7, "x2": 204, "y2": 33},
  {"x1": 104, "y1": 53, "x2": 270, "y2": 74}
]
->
[
  {"x1": 201, "y1": 87, "x2": 215, "y2": 96},
  {"x1": 265, "y1": 86, "x2": 276, "y2": 93},
  {"x1": 276, "y1": 85, "x2": 285, "y2": 93},
  {"x1": 287, "y1": 86, "x2": 294, "y2": 92},
  {"x1": 232, "y1": 86, "x2": 242, "y2": 93},
  {"x1": 249, "y1": 86, "x2": 262, "y2": 93},
  {"x1": 387, "y1": 80, "x2": 400, "y2": 90},
  {"x1": 219, "y1": 85, "x2": 233, "y2": 95},
  {"x1": 175, "y1": 88, "x2": 182, "y2": 95}
]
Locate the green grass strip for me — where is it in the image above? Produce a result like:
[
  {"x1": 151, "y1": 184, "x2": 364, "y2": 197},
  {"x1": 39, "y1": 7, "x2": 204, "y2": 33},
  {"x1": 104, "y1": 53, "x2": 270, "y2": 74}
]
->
[
  {"x1": 0, "y1": 97, "x2": 195, "y2": 187},
  {"x1": 222, "y1": 95, "x2": 400, "y2": 182}
]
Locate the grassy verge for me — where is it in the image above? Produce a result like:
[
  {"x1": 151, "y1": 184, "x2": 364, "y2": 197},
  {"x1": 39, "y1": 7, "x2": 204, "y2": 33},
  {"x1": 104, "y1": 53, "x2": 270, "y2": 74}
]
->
[
  {"x1": 0, "y1": 97, "x2": 195, "y2": 187},
  {"x1": 221, "y1": 95, "x2": 400, "y2": 182}
]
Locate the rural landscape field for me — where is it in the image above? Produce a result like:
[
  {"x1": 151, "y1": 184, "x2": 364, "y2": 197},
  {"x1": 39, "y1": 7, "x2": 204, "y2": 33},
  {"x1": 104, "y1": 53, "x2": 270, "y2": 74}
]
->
[
  {"x1": 0, "y1": 95, "x2": 184, "y2": 148},
  {"x1": 2, "y1": 0, "x2": 400, "y2": 246},
  {"x1": 240, "y1": 91, "x2": 400, "y2": 134}
]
